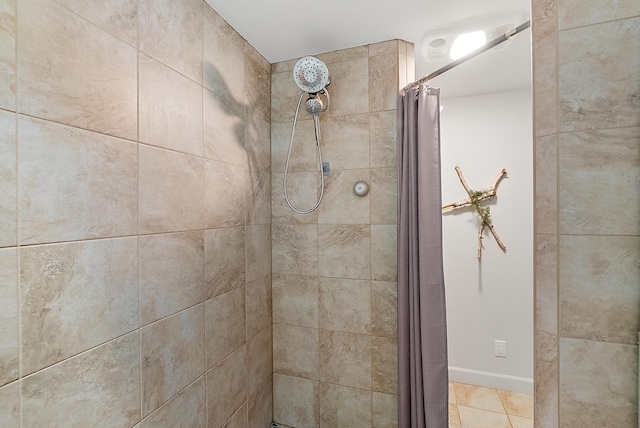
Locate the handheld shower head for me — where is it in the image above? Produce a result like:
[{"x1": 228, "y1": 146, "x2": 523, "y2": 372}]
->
[{"x1": 305, "y1": 96, "x2": 324, "y2": 116}]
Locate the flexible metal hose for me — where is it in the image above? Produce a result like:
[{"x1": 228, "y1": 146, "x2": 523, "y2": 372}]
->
[{"x1": 283, "y1": 90, "x2": 329, "y2": 214}]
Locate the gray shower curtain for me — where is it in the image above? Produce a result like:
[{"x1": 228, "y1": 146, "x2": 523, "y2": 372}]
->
[{"x1": 397, "y1": 86, "x2": 448, "y2": 428}]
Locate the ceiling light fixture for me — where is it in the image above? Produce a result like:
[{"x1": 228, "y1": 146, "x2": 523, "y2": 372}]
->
[{"x1": 450, "y1": 31, "x2": 487, "y2": 60}]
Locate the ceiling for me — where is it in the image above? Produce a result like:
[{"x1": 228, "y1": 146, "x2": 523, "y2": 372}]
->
[{"x1": 205, "y1": 0, "x2": 531, "y2": 98}]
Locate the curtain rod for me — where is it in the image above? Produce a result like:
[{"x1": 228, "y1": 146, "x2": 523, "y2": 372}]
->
[{"x1": 403, "y1": 20, "x2": 531, "y2": 92}]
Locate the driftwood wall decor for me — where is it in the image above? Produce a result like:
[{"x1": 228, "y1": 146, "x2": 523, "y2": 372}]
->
[{"x1": 443, "y1": 165, "x2": 507, "y2": 260}]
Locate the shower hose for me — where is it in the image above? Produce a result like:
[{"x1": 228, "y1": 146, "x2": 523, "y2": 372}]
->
[{"x1": 283, "y1": 89, "x2": 329, "y2": 214}]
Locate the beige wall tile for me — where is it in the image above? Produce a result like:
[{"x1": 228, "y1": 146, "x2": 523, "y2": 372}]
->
[
  {"x1": 319, "y1": 382, "x2": 372, "y2": 428},
  {"x1": 559, "y1": 18, "x2": 640, "y2": 131},
  {"x1": 246, "y1": 114, "x2": 271, "y2": 174},
  {"x1": 204, "y1": 160, "x2": 248, "y2": 229},
  {"x1": 318, "y1": 224, "x2": 370, "y2": 279},
  {"x1": 141, "y1": 304, "x2": 205, "y2": 416},
  {"x1": 19, "y1": 116, "x2": 137, "y2": 244},
  {"x1": 369, "y1": 40, "x2": 398, "y2": 57},
  {"x1": 142, "y1": 377, "x2": 206, "y2": 428},
  {"x1": 371, "y1": 224, "x2": 397, "y2": 281},
  {"x1": 532, "y1": 0, "x2": 557, "y2": 42},
  {"x1": 0, "y1": 0, "x2": 15, "y2": 111},
  {"x1": 559, "y1": 128, "x2": 640, "y2": 235},
  {"x1": 372, "y1": 392, "x2": 398, "y2": 428},
  {"x1": 206, "y1": 345, "x2": 247, "y2": 428},
  {"x1": 559, "y1": 0, "x2": 640, "y2": 29},
  {"x1": 320, "y1": 330, "x2": 372, "y2": 389},
  {"x1": 272, "y1": 224, "x2": 318, "y2": 276},
  {"x1": 20, "y1": 237, "x2": 138, "y2": 375},
  {"x1": 203, "y1": 6, "x2": 245, "y2": 102},
  {"x1": 247, "y1": 168, "x2": 271, "y2": 226},
  {"x1": 318, "y1": 170, "x2": 371, "y2": 224},
  {"x1": 248, "y1": 375, "x2": 272, "y2": 428},
  {"x1": 0, "y1": 110, "x2": 16, "y2": 247},
  {"x1": 0, "y1": 381, "x2": 19, "y2": 427},
  {"x1": 371, "y1": 281, "x2": 397, "y2": 338},
  {"x1": 273, "y1": 374, "x2": 319, "y2": 427},
  {"x1": 559, "y1": 338, "x2": 638, "y2": 427},
  {"x1": 18, "y1": 0, "x2": 137, "y2": 139},
  {"x1": 139, "y1": 145, "x2": 204, "y2": 234},
  {"x1": 559, "y1": 235, "x2": 640, "y2": 344},
  {"x1": 372, "y1": 336, "x2": 398, "y2": 394},
  {"x1": 327, "y1": 57, "x2": 369, "y2": 117},
  {"x1": 319, "y1": 277, "x2": 370, "y2": 334},
  {"x1": 371, "y1": 167, "x2": 398, "y2": 225},
  {"x1": 272, "y1": 274, "x2": 318, "y2": 328},
  {"x1": 139, "y1": 53, "x2": 203, "y2": 157},
  {"x1": 369, "y1": 53, "x2": 399, "y2": 112},
  {"x1": 272, "y1": 58, "x2": 298, "y2": 74},
  {"x1": 140, "y1": 231, "x2": 205, "y2": 326},
  {"x1": 204, "y1": 227, "x2": 245, "y2": 298},
  {"x1": 533, "y1": 35, "x2": 557, "y2": 138},
  {"x1": 138, "y1": 0, "x2": 203, "y2": 83},
  {"x1": 271, "y1": 71, "x2": 304, "y2": 123},
  {"x1": 535, "y1": 135, "x2": 558, "y2": 233},
  {"x1": 399, "y1": 53, "x2": 408, "y2": 90},
  {"x1": 0, "y1": 248, "x2": 17, "y2": 386},
  {"x1": 205, "y1": 287, "x2": 245, "y2": 369},
  {"x1": 203, "y1": 87, "x2": 247, "y2": 166},
  {"x1": 370, "y1": 110, "x2": 397, "y2": 168},
  {"x1": 246, "y1": 275, "x2": 271, "y2": 339},
  {"x1": 22, "y1": 332, "x2": 140, "y2": 428},
  {"x1": 534, "y1": 330, "x2": 558, "y2": 428},
  {"x1": 536, "y1": 234, "x2": 557, "y2": 335},
  {"x1": 224, "y1": 402, "x2": 248, "y2": 428},
  {"x1": 317, "y1": 45, "x2": 368, "y2": 64},
  {"x1": 245, "y1": 224, "x2": 272, "y2": 283},
  {"x1": 53, "y1": 0, "x2": 137, "y2": 45},
  {"x1": 272, "y1": 172, "x2": 320, "y2": 224},
  {"x1": 247, "y1": 327, "x2": 272, "y2": 397},
  {"x1": 273, "y1": 324, "x2": 319, "y2": 379},
  {"x1": 245, "y1": 56, "x2": 271, "y2": 125},
  {"x1": 321, "y1": 113, "x2": 370, "y2": 170},
  {"x1": 271, "y1": 119, "x2": 318, "y2": 173}
]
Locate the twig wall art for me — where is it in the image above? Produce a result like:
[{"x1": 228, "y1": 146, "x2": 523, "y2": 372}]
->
[{"x1": 442, "y1": 165, "x2": 507, "y2": 260}]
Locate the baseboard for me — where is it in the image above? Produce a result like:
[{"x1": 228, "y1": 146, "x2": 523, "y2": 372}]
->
[{"x1": 449, "y1": 366, "x2": 533, "y2": 394}]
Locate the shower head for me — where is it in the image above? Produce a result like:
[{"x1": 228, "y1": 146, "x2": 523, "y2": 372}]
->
[
  {"x1": 305, "y1": 96, "x2": 324, "y2": 116},
  {"x1": 293, "y1": 56, "x2": 330, "y2": 94}
]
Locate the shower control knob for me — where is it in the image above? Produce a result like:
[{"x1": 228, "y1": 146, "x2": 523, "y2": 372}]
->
[{"x1": 353, "y1": 181, "x2": 369, "y2": 197}]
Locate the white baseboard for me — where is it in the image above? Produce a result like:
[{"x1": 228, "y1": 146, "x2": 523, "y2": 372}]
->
[{"x1": 449, "y1": 366, "x2": 533, "y2": 394}]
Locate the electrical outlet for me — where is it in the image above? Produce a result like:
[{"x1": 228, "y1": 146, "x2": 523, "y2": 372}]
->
[{"x1": 495, "y1": 340, "x2": 507, "y2": 358}]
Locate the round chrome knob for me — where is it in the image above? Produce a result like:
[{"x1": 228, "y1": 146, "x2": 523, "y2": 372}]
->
[{"x1": 353, "y1": 181, "x2": 369, "y2": 197}]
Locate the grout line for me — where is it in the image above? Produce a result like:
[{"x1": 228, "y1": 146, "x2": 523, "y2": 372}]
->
[
  {"x1": 555, "y1": 3, "x2": 561, "y2": 426},
  {"x1": 136, "y1": 7, "x2": 143, "y2": 422},
  {"x1": 14, "y1": 0, "x2": 22, "y2": 424}
]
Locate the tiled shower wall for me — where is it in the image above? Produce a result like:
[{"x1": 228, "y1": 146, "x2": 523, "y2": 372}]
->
[
  {"x1": 270, "y1": 42, "x2": 413, "y2": 427},
  {"x1": 532, "y1": 1, "x2": 640, "y2": 427},
  {"x1": 0, "y1": 0, "x2": 272, "y2": 426}
]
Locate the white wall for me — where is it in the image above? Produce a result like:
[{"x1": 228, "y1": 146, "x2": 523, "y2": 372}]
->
[{"x1": 440, "y1": 88, "x2": 533, "y2": 393}]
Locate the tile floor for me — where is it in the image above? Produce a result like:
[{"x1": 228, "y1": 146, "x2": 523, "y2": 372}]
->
[{"x1": 449, "y1": 382, "x2": 534, "y2": 428}]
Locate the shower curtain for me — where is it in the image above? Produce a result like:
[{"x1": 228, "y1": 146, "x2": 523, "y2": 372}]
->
[{"x1": 397, "y1": 86, "x2": 449, "y2": 428}]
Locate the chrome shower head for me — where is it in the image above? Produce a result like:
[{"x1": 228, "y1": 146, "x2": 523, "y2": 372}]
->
[
  {"x1": 305, "y1": 96, "x2": 324, "y2": 116},
  {"x1": 293, "y1": 56, "x2": 330, "y2": 94}
]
